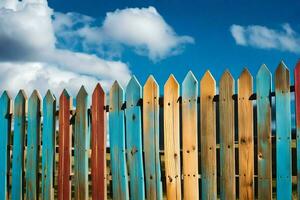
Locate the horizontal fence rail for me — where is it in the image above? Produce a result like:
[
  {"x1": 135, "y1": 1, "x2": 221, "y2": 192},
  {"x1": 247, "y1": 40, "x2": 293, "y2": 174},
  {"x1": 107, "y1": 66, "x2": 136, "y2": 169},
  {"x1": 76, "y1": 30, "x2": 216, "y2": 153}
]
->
[{"x1": 0, "y1": 61, "x2": 299, "y2": 199}]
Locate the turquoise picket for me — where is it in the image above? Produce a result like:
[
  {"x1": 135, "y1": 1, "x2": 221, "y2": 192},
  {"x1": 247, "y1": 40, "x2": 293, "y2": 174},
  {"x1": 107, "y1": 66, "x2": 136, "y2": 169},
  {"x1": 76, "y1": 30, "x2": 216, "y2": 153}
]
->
[
  {"x1": 26, "y1": 90, "x2": 41, "y2": 200},
  {"x1": 42, "y1": 90, "x2": 56, "y2": 200},
  {"x1": 275, "y1": 61, "x2": 292, "y2": 200},
  {"x1": 74, "y1": 86, "x2": 89, "y2": 200},
  {"x1": 109, "y1": 81, "x2": 129, "y2": 200},
  {"x1": 125, "y1": 76, "x2": 145, "y2": 200},
  {"x1": 0, "y1": 91, "x2": 11, "y2": 200},
  {"x1": 256, "y1": 64, "x2": 272, "y2": 199},
  {"x1": 12, "y1": 90, "x2": 27, "y2": 200}
]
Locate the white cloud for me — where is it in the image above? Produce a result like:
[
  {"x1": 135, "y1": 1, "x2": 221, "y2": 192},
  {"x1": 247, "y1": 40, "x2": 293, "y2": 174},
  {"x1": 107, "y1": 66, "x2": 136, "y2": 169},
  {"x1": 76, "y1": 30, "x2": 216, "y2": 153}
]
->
[
  {"x1": 0, "y1": 0, "x2": 131, "y2": 97},
  {"x1": 230, "y1": 23, "x2": 300, "y2": 53},
  {"x1": 53, "y1": 6, "x2": 194, "y2": 61}
]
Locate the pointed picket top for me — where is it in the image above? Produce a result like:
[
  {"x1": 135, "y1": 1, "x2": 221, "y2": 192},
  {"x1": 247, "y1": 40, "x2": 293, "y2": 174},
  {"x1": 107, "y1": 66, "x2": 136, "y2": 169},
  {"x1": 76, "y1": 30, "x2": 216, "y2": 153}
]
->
[
  {"x1": 220, "y1": 70, "x2": 234, "y2": 84},
  {"x1": 275, "y1": 60, "x2": 289, "y2": 77},
  {"x1": 257, "y1": 64, "x2": 271, "y2": 79},
  {"x1": 110, "y1": 81, "x2": 124, "y2": 94},
  {"x1": 183, "y1": 71, "x2": 197, "y2": 86},
  {"x1": 15, "y1": 89, "x2": 27, "y2": 102},
  {"x1": 126, "y1": 75, "x2": 142, "y2": 92},
  {"x1": 200, "y1": 70, "x2": 216, "y2": 86},
  {"x1": 60, "y1": 89, "x2": 70, "y2": 100},
  {"x1": 164, "y1": 74, "x2": 179, "y2": 91},
  {"x1": 239, "y1": 68, "x2": 252, "y2": 79},
  {"x1": 182, "y1": 71, "x2": 198, "y2": 99},
  {"x1": 76, "y1": 85, "x2": 88, "y2": 100},
  {"x1": 144, "y1": 75, "x2": 159, "y2": 92},
  {"x1": 93, "y1": 83, "x2": 105, "y2": 97},
  {"x1": 110, "y1": 81, "x2": 124, "y2": 112},
  {"x1": 275, "y1": 61, "x2": 290, "y2": 90},
  {"x1": 1, "y1": 91, "x2": 11, "y2": 101},
  {"x1": 44, "y1": 90, "x2": 55, "y2": 103},
  {"x1": 238, "y1": 68, "x2": 253, "y2": 92},
  {"x1": 29, "y1": 89, "x2": 41, "y2": 102}
]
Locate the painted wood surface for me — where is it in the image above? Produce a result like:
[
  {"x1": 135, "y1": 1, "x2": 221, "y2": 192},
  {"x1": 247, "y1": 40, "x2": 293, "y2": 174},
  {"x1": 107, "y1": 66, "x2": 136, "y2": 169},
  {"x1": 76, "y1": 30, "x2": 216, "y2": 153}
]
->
[
  {"x1": 74, "y1": 86, "x2": 89, "y2": 200},
  {"x1": 91, "y1": 84, "x2": 107, "y2": 200},
  {"x1": 143, "y1": 75, "x2": 163, "y2": 200},
  {"x1": 238, "y1": 69, "x2": 254, "y2": 199},
  {"x1": 125, "y1": 76, "x2": 145, "y2": 200},
  {"x1": 275, "y1": 62, "x2": 292, "y2": 200},
  {"x1": 182, "y1": 71, "x2": 198, "y2": 200},
  {"x1": 26, "y1": 90, "x2": 41, "y2": 200},
  {"x1": 0, "y1": 91, "x2": 11, "y2": 200},
  {"x1": 11, "y1": 90, "x2": 26, "y2": 200},
  {"x1": 109, "y1": 81, "x2": 129, "y2": 200},
  {"x1": 256, "y1": 64, "x2": 272, "y2": 200},
  {"x1": 164, "y1": 75, "x2": 181, "y2": 200},
  {"x1": 219, "y1": 71, "x2": 236, "y2": 200},
  {"x1": 200, "y1": 71, "x2": 217, "y2": 200},
  {"x1": 42, "y1": 90, "x2": 56, "y2": 200},
  {"x1": 295, "y1": 61, "x2": 300, "y2": 200},
  {"x1": 58, "y1": 90, "x2": 71, "y2": 200}
]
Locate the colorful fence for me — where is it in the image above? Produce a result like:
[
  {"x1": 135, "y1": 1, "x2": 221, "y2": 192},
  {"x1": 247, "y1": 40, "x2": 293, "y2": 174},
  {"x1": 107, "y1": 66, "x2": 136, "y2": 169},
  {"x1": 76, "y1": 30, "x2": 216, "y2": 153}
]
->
[{"x1": 0, "y1": 61, "x2": 299, "y2": 200}]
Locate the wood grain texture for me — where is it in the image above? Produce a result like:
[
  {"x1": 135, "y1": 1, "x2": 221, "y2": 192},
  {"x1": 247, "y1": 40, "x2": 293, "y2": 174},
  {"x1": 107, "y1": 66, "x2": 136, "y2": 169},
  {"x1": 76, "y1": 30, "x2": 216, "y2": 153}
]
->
[
  {"x1": 295, "y1": 61, "x2": 300, "y2": 200},
  {"x1": 200, "y1": 71, "x2": 217, "y2": 200},
  {"x1": 219, "y1": 71, "x2": 236, "y2": 200},
  {"x1": 182, "y1": 71, "x2": 198, "y2": 200},
  {"x1": 275, "y1": 61, "x2": 292, "y2": 200},
  {"x1": 58, "y1": 89, "x2": 72, "y2": 200},
  {"x1": 164, "y1": 75, "x2": 181, "y2": 200},
  {"x1": 238, "y1": 69, "x2": 254, "y2": 199},
  {"x1": 91, "y1": 84, "x2": 107, "y2": 200},
  {"x1": 143, "y1": 75, "x2": 163, "y2": 200},
  {"x1": 0, "y1": 91, "x2": 11, "y2": 200},
  {"x1": 256, "y1": 64, "x2": 272, "y2": 200},
  {"x1": 26, "y1": 90, "x2": 41, "y2": 200},
  {"x1": 42, "y1": 90, "x2": 56, "y2": 200},
  {"x1": 125, "y1": 76, "x2": 145, "y2": 200},
  {"x1": 11, "y1": 90, "x2": 26, "y2": 200},
  {"x1": 109, "y1": 81, "x2": 129, "y2": 200},
  {"x1": 74, "y1": 86, "x2": 89, "y2": 200}
]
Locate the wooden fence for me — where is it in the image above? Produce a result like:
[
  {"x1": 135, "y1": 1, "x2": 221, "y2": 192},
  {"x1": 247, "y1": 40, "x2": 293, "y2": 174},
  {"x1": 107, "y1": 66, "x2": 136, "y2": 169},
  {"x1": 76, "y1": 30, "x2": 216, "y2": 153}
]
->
[{"x1": 0, "y1": 61, "x2": 300, "y2": 200}]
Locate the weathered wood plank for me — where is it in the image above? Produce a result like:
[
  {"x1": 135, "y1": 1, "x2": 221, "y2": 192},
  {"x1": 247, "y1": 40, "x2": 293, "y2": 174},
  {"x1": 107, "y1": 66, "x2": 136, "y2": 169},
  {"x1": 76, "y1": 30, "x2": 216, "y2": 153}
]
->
[
  {"x1": 182, "y1": 71, "x2": 198, "y2": 200},
  {"x1": 200, "y1": 71, "x2": 217, "y2": 200},
  {"x1": 74, "y1": 86, "x2": 89, "y2": 200},
  {"x1": 219, "y1": 71, "x2": 236, "y2": 200},
  {"x1": 256, "y1": 64, "x2": 272, "y2": 200},
  {"x1": 143, "y1": 75, "x2": 163, "y2": 200},
  {"x1": 109, "y1": 81, "x2": 129, "y2": 200},
  {"x1": 42, "y1": 90, "x2": 56, "y2": 200},
  {"x1": 26, "y1": 90, "x2": 41, "y2": 200},
  {"x1": 58, "y1": 89, "x2": 72, "y2": 200},
  {"x1": 125, "y1": 76, "x2": 145, "y2": 200},
  {"x1": 164, "y1": 75, "x2": 181, "y2": 200},
  {"x1": 91, "y1": 84, "x2": 107, "y2": 200},
  {"x1": 275, "y1": 61, "x2": 292, "y2": 200},
  {"x1": 295, "y1": 61, "x2": 300, "y2": 200},
  {"x1": 0, "y1": 91, "x2": 11, "y2": 200},
  {"x1": 238, "y1": 69, "x2": 254, "y2": 199},
  {"x1": 12, "y1": 90, "x2": 27, "y2": 200}
]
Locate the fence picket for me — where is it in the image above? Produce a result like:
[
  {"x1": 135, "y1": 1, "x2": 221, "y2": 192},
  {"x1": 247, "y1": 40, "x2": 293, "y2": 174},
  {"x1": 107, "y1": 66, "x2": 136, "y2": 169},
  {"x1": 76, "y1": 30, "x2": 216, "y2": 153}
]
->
[
  {"x1": 42, "y1": 90, "x2": 56, "y2": 200},
  {"x1": 91, "y1": 84, "x2": 107, "y2": 200},
  {"x1": 26, "y1": 90, "x2": 41, "y2": 200},
  {"x1": 219, "y1": 71, "x2": 236, "y2": 199},
  {"x1": 182, "y1": 71, "x2": 198, "y2": 200},
  {"x1": 109, "y1": 81, "x2": 129, "y2": 200},
  {"x1": 164, "y1": 75, "x2": 181, "y2": 200},
  {"x1": 58, "y1": 89, "x2": 72, "y2": 200},
  {"x1": 125, "y1": 76, "x2": 145, "y2": 200},
  {"x1": 74, "y1": 86, "x2": 89, "y2": 200},
  {"x1": 238, "y1": 69, "x2": 254, "y2": 199},
  {"x1": 0, "y1": 91, "x2": 11, "y2": 200},
  {"x1": 256, "y1": 64, "x2": 272, "y2": 200},
  {"x1": 200, "y1": 71, "x2": 217, "y2": 199},
  {"x1": 295, "y1": 61, "x2": 300, "y2": 200},
  {"x1": 12, "y1": 90, "x2": 27, "y2": 200},
  {"x1": 275, "y1": 61, "x2": 292, "y2": 200},
  {"x1": 143, "y1": 75, "x2": 162, "y2": 200}
]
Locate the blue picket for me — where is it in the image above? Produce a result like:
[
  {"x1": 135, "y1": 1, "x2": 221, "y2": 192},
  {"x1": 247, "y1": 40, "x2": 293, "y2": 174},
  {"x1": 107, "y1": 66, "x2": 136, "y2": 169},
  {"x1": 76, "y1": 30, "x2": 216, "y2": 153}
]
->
[
  {"x1": 109, "y1": 81, "x2": 129, "y2": 200},
  {"x1": 12, "y1": 90, "x2": 27, "y2": 200},
  {"x1": 42, "y1": 90, "x2": 56, "y2": 200},
  {"x1": 125, "y1": 76, "x2": 145, "y2": 200},
  {"x1": 275, "y1": 61, "x2": 292, "y2": 200},
  {"x1": 26, "y1": 90, "x2": 41, "y2": 200},
  {"x1": 0, "y1": 91, "x2": 11, "y2": 200},
  {"x1": 74, "y1": 86, "x2": 89, "y2": 200}
]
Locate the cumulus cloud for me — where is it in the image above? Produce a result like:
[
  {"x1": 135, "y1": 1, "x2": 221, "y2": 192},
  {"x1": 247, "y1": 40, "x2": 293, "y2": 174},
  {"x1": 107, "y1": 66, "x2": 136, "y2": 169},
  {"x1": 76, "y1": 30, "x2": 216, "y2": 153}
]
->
[
  {"x1": 230, "y1": 23, "x2": 300, "y2": 53},
  {"x1": 53, "y1": 6, "x2": 194, "y2": 61},
  {"x1": 0, "y1": 0, "x2": 131, "y2": 97}
]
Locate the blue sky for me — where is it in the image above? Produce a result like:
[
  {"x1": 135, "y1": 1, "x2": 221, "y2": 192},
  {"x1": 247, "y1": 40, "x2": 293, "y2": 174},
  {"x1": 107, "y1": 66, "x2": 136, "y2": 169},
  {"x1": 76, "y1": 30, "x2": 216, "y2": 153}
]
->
[{"x1": 0, "y1": 0, "x2": 299, "y2": 96}]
